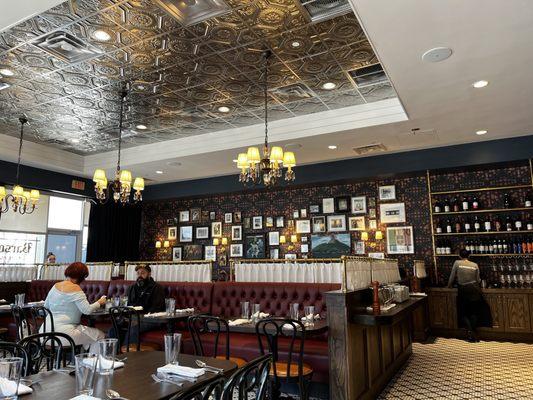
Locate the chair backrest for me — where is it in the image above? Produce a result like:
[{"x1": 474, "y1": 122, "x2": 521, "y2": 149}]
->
[
  {"x1": 221, "y1": 354, "x2": 272, "y2": 400},
  {"x1": 109, "y1": 306, "x2": 141, "y2": 353},
  {"x1": 19, "y1": 332, "x2": 76, "y2": 375},
  {"x1": 169, "y1": 375, "x2": 225, "y2": 400},
  {"x1": 0, "y1": 341, "x2": 30, "y2": 377},
  {"x1": 188, "y1": 315, "x2": 230, "y2": 360},
  {"x1": 255, "y1": 318, "x2": 306, "y2": 380},
  {"x1": 29, "y1": 306, "x2": 55, "y2": 334},
  {"x1": 11, "y1": 305, "x2": 32, "y2": 341}
]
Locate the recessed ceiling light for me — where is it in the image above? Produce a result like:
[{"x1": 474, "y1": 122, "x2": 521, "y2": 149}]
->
[
  {"x1": 136, "y1": 124, "x2": 147, "y2": 130},
  {"x1": 70, "y1": 138, "x2": 80, "y2": 143},
  {"x1": 322, "y1": 82, "x2": 336, "y2": 90},
  {"x1": 328, "y1": 145, "x2": 337, "y2": 150},
  {"x1": 218, "y1": 106, "x2": 230, "y2": 113},
  {"x1": 156, "y1": 170, "x2": 163, "y2": 174},
  {"x1": 291, "y1": 40, "x2": 301, "y2": 48},
  {"x1": 0, "y1": 68, "x2": 14, "y2": 77},
  {"x1": 473, "y1": 80, "x2": 489, "y2": 88},
  {"x1": 476, "y1": 130, "x2": 487, "y2": 135},
  {"x1": 93, "y1": 30, "x2": 111, "y2": 42},
  {"x1": 421, "y1": 47, "x2": 453, "y2": 63},
  {"x1": 232, "y1": 159, "x2": 238, "y2": 163}
]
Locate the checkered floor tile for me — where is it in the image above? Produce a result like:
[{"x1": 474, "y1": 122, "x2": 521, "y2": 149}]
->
[{"x1": 378, "y1": 338, "x2": 533, "y2": 399}]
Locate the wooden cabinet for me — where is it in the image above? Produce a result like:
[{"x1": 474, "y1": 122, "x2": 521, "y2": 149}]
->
[
  {"x1": 481, "y1": 294, "x2": 504, "y2": 331},
  {"x1": 503, "y1": 294, "x2": 531, "y2": 333},
  {"x1": 428, "y1": 292, "x2": 452, "y2": 329}
]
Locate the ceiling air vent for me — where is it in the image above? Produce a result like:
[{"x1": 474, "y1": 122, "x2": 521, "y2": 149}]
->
[
  {"x1": 348, "y1": 63, "x2": 388, "y2": 88},
  {"x1": 153, "y1": 0, "x2": 230, "y2": 27},
  {"x1": 34, "y1": 31, "x2": 102, "y2": 63},
  {"x1": 270, "y1": 83, "x2": 314, "y2": 103},
  {"x1": 352, "y1": 143, "x2": 387, "y2": 155},
  {"x1": 297, "y1": 0, "x2": 352, "y2": 23}
]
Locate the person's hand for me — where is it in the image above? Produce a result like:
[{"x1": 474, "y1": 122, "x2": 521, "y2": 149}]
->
[{"x1": 97, "y1": 296, "x2": 107, "y2": 306}]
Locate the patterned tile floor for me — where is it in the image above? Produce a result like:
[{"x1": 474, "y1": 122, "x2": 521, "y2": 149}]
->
[{"x1": 378, "y1": 338, "x2": 533, "y2": 399}]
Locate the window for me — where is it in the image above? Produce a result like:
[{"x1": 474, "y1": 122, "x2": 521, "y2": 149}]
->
[
  {"x1": 0, "y1": 231, "x2": 46, "y2": 264},
  {"x1": 47, "y1": 196, "x2": 83, "y2": 231}
]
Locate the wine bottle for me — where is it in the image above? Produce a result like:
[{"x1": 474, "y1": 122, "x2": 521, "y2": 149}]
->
[
  {"x1": 527, "y1": 220, "x2": 533, "y2": 231},
  {"x1": 436, "y1": 221, "x2": 443, "y2": 234},
  {"x1": 472, "y1": 196, "x2": 479, "y2": 209},
  {"x1": 452, "y1": 197, "x2": 460, "y2": 212},
  {"x1": 454, "y1": 220, "x2": 462, "y2": 233},
  {"x1": 484, "y1": 217, "x2": 491, "y2": 232},
  {"x1": 525, "y1": 192, "x2": 532, "y2": 208},
  {"x1": 474, "y1": 216, "x2": 481, "y2": 232},
  {"x1": 488, "y1": 241, "x2": 494, "y2": 254},
  {"x1": 444, "y1": 199, "x2": 451, "y2": 213},
  {"x1": 505, "y1": 216, "x2": 513, "y2": 231},
  {"x1": 464, "y1": 218, "x2": 471, "y2": 233},
  {"x1": 494, "y1": 216, "x2": 502, "y2": 232},
  {"x1": 434, "y1": 200, "x2": 442, "y2": 213},
  {"x1": 446, "y1": 219, "x2": 452, "y2": 233},
  {"x1": 461, "y1": 196, "x2": 469, "y2": 211},
  {"x1": 502, "y1": 239, "x2": 508, "y2": 254},
  {"x1": 504, "y1": 193, "x2": 512, "y2": 209},
  {"x1": 497, "y1": 239, "x2": 503, "y2": 254},
  {"x1": 515, "y1": 216, "x2": 523, "y2": 231}
]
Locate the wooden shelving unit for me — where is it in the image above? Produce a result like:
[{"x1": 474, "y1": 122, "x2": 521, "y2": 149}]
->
[
  {"x1": 435, "y1": 231, "x2": 533, "y2": 236},
  {"x1": 436, "y1": 254, "x2": 533, "y2": 258},
  {"x1": 433, "y1": 207, "x2": 531, "y2": 215}
]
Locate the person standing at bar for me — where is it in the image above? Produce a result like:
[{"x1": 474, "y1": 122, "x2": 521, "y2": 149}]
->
[{"x1": 447, "y1": 249, "x2": 492, "y2": 342}]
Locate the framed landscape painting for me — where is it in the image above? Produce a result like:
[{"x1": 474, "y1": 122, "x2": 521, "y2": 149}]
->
[{"x1": 311, "y1": 233, "x2": 351, "y2": 258}]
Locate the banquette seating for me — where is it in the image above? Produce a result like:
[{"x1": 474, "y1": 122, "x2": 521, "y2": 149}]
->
[{"x1": 7, "y1": 279, "x2": 339, "y2": 383}]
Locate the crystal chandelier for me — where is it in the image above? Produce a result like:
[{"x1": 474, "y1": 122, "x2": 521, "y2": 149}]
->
[
  {"x1": 92, "y1": 88, "x2": 144, "y2": 204},
  {"x1": 0, "y1": 117, "x2": 40, "y2": 217},
  {"x1": 236, "y1": 51, "x2": 296, "y2": 187}
]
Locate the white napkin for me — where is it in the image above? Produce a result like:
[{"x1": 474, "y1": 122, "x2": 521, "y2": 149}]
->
[
  {"x1": 0, "y1": 305, "x2": 10, "y2": 310},
  {"x1": 82, "y1": 356, "x2": 124, "y2": 370},
  {"x1": 69, "y1": 395, "x2": 100, "y2": 400},
  {"x1": 175, "y1": 308, "x2": 194, "y2": 314},
  {"x1": 0, "y1": 377, "x2": 33, "y2": 395},
  {"x1": 27, "y1": 301, "x2": 45, "y2": 306},
  {"x1": 228, "y1": 319, "x2": 250, "y2": 326},
  {"x1": 251, "y1": 312, "x2": 270, "y2": 319},
  {"x1": 301, "y1": 314, "x2": 321, "y2": 322},
  {"x1": 143, "y1": 311, "x2": 168, "y2": 318},
  {"x1": 157, "y1": 364, "x2": 205, "y2": 378},
  {"x1": 130, "y1": 306, "x2": 143, "y2": 311}
]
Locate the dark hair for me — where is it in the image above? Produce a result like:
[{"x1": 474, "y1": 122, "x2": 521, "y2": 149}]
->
[
  {"x1": 135, "y1": 264, "x2": 151, "y2": 273},
  {"x1": 64, "y1": 262, "x2": 89, "y2": 283},
  {"x1": 459, "y1": 249, "x2": 470, "y2": 259}
]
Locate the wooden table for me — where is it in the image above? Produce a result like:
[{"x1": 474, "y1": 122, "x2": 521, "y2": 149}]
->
[
  {"x1": 25, "y1": 351, "x2": 237, "y2": 400},
  {"x1": 227, "y1": 318, "x2": 328, "y2": 336},
  {"x1": 88, "y1": 310, "x2": 196, "y2": 334}
]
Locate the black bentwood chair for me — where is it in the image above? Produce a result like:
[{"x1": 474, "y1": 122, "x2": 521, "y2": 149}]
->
[
  {"x1": 0, "y1": 341, "x2": 30, "y2": 377},
  {"x1": 255, "y1": 318, "x2": 313, "y2": 400},
  {"x1": 11, "y1": 305, "x2": 32, "y2": 340},
  {"x1": 221, "y1": 354, "x2": 272, "y2": 400},
  {"x1": 188, "y1": 315, "x2": 247, "y2": 367},
  {"x1": 169, "y1": 375, "x2": 225, "y2": 400},
  {"x1": 19, "y1": 332, "x2": 76, "y2": 374},
  {"x1": 29, "y1": 306, "x2": 55, "y2": 333},
  {"x1": 109, "y1": 306, "x2": 159, "y2": 353}
]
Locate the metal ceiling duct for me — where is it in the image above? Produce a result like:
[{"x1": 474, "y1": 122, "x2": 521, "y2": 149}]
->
[
  {"x1": 153, "y1": 0, "x2": 231, "y2": 26},
  {"x1": 296, "y1": 0, "x2": 352, "y2": 23}
]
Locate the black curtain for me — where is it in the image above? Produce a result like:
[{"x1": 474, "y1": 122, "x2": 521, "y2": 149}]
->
[{"x1": 86, "y1": 201, "x2": 142, "y2": 263}]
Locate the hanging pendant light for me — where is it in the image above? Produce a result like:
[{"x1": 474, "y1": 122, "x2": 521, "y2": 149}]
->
[
  {"x1": 0, "y1": 117, "x2": 40, "y2": 218},
  {"x1": 92, "y1": 87, "x2": 144, "y2": 204},
  {"x1": 235, "y1": 50, "x2": 296, "y2": 187}
]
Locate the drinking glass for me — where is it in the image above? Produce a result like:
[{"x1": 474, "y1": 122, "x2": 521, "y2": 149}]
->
[
  {"x1": 14, "y1": 294, "x2": 25, "y2": 307},
  {"x1": 241, "y1": 301, "x2": 250, "y2": 320},
  {"x1": 97, "y1": 339, "x2": 117, "y2": 375},
  {"x1": 165, "y1": 298, "x2": 176, "y2": 316},
  {"x1": 0, "y1": 357, "x2": 23, "y2": 400},
  {"x1": 120, "y1": 296, "x2": 128, "y2": 307},
  {"x1": 251, "y1": 303, "x2": 261, "y2": 322},
  {"x1": 112, "y1": 296, "x2": 120, "y2": 307},
  {"x1": 75, "y1": 353, "x2": 97, "y2": 396},
  {"x1": 304, "y1": 305, "x2": 315, "y2": 327},
  {"x1": 290, "y1": 303, "x2": 300, "y2": 321},
  {"x1": 164, "y1": 333, "x2": 182, "y2": 365}
]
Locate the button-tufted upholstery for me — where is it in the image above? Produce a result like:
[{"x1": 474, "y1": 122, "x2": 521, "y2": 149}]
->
[
  {"x1": 27, "y1": 280, "x2": 56, "y2": 302},
  {"x1": 107, "y1": 280, "x2": 133, "y2": 298},
  {"x1": 80, "y1": 281, "x2": 110, "y2": 303},
  {"x1": 164, "y1": 282, "x2": 213, "y2": 314}
]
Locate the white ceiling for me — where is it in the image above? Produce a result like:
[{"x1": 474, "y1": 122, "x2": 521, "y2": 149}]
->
[{"x1": 1, "y1": 0, "x2": 532, "y2": 184}]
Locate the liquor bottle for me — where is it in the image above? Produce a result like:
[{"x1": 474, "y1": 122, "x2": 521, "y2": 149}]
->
[
  {"x1": 522, "y1": 237, "x2": 528, "y2": 254},
  {"x1": 464, "y1": 218, "x2": 471, "y2": 233},
  {"x1": 494, "y1": 216, "x2": 502, "y2": 232},
  {"x1": 484, "y1": 217, "x2": 491, "y2": 232},
  {"x1": 503, "y1": 193, "x2": 512, "y2": 209},
  {"x1": 505, "y1": 216, "x2": 513, "y2": 231},
  {"x1": 461, "y1": 196, "x2": 469, "y2": 211},
  {"x1": 444, "y1": 199, "x2": 451, "y2": 213},
  {"x1": 436, "y1": 220, "x2": 443, "y2": 234},
  {"x1": 445, "y1": 241, "x2": 451, "y2": 255},
  {"x1": 502, "y1": 239, "x2": 508, "y2": 254},
  {"x1": 474, "y1": 216, "x2": 481, "y2": 232},
  {"x1": 488, "y1": 240, "x2": 494, "y2": 254},
  {"x1": 479, "y1": 240, "x2": 485, "y2": 254},
  {"x1": 527, "y1": 219, "x2": 533, "y2": 231},
  {"x1": 434, "y1": 200, "x2": 442, "y2": 213},
  {"x1": 454, "y1": 220, "x2": 462, "y2": 233},
  {"x1": 525, "y1": 192, "x2": 532, "y2": 208},
  {"x1": 515, "y1": 216, "x2": 523, "y2": 231},
  {"x1": 446, "y1": 219, "x2": 452, "y2": 233},
  {"x1": 512, "y1": 240, "x2": 519, "y2": 254},
  {"x1": 528, "y1": 239, "x2": 533, "y2": 253},
  {"x1": 465, "y1": 240, "x2": 472, "y2": 252},
  {"x1": 472, "y1": 196, "x2": 479, "y2": 209},
  {"x1": 452, "y1": 197, "x2": 460, "y2": 212},
  {"x1": 497, "y1": 239, "x2": 503, "y2": 254}
]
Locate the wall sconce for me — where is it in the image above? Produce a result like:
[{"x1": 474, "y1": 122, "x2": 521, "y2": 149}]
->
[
  {"x1": 279, "y1": 235, "x2": 286, "y2": 244},
  {"x1": 213, "y1": 238, "x2": 220, "y2": 246},
  {"x1": 214, "y1": 237, "x2": 228, "y2": 252},
  {"x1": 361, "y1": 232, "x2": 369, "y2": 241},
  {"x1": 375, "y1": 230, "x2": 383, "y2": 240},
  {"x1": 163, "y1": 240, "x2": 170, "y2": 248},
  {"x1": 290, "y1": 235, "x2": 298, "y2": 243},
  {"x1": 221, "y1": 237, "x2": 228, "y2": 246},
  {"x1": 155, "y1": 240, "x2": 162, "y2": 249}
]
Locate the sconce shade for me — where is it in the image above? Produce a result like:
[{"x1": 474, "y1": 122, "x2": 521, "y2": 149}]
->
[
  {"x1": 93, "y1": 169, "x2": 107, "y2": 183},
  {"x1": 279, "y1": 235, "x2": 286, "y2": 244},
  {"x1": 270, "y1": 146, "x2": 284, "y2": 163},
  {"x1": 375, "y1": 230, "x2": 383, "y2": 240},
  {"x1": 155, "y1": 240, "x2": 162, "y2": 248},
  {"x1": 213, "y1": 238, "x2": 220, "y2": 246},
  {"x1": 119, "y1": 169, "x2": 132, "y2": 184},
  {"x1": 361, "y1": 232, "x2": 369, "y2": 241},
  {"x1": 246, "y1": 147, "x2": 260, "y2": 164},
  {"x1": 283, "y1": 152, "x2": 296, "y2": 167},
  {"x1": 221, "y1": 237, "x2": 228, "y2": 245},
  {"x1": 163, "y1": 240, "x2": 170, "y2": 248},
  {"x1": 133, "y1": 177, "x2": 145, "y2": 191}
]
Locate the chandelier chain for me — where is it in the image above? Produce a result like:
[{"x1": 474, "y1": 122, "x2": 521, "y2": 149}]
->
[
  {"x1": 263, "y1": 50, "x2": 270, "y2": 149},
  {"x1": 16, "y1": 117, "x2": 27, "y2": 184},
  {"x1": 117, "y1": 89, "x2": 127, "y2": 173}
]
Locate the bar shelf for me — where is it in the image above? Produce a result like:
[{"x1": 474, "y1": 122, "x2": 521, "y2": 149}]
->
[{"x1": 433, "y1": 207, "x2": 531, "y2": 215}]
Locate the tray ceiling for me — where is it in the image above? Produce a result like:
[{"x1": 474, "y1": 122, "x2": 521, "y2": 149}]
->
[{"x1": 0, "y1": 0, "x2": 396, "y2": 155}]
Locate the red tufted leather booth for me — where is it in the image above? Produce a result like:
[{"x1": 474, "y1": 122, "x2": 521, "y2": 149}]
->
[
  {"x1": 26, "y1": 280, "x2": 56, "y2": 302},
  {"x1": 80, "y1": 281, "x2": 110, "y2": 303}
]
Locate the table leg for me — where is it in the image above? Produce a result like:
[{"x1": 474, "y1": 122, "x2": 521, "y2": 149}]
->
[{"x1": 271, "y1": 334, "x2": 281, "y2": 400}]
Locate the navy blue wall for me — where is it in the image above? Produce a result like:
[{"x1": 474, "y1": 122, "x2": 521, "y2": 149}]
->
[{"x1": 144, "y1": 135, "x2": 533, "y2": 201}]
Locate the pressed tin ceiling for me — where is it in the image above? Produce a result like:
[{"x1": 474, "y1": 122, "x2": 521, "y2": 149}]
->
[{"x1": 0, "y1": 0, "x2": 397, "y2": 155}]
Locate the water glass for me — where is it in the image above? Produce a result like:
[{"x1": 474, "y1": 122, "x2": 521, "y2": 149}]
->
[
  {"x1": 290, "y1": 303, "x2": 300, "y2": 321},
  {"x1": 75, "y1": 353, "x2": 97, "y2": 396},
  {"x1": 97, "y1": 339, "x2": 117, "y2": 375},
  {"x1": 165, "y1": 298, "x2": 176, "y2": 316},
  {"x1": 120, "y1": 296, "x2": 128, "y2": 307},
  {"x1": 14, "y1": 294, "x2": 25, "y2": 307},
  {"x1": 251, "y1": 303, "x2": 261, "y2": 322},
  {"x1": 0, "y1": 357, "x2": 23, "y2": 400},
  {"x1": 164, "y1": 333, "x2": 182, "y2": 365},
  {"x1": 304, "y1": 305, "x2": 315, "y2": 327},
  {"x1": 241, "y1": 301, "x2": 250, "y2": 320},
  {"x1": 112, "y1": 296, "x2": 121, "y2": 307}
]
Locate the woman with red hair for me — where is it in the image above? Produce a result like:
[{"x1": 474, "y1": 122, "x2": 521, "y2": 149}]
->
[{"x1": 41, "y1": 262, "x2": 107, "y2": 351}]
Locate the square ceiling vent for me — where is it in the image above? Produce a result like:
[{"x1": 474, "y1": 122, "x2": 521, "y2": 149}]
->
[
  {"x1": 296, "y1": 0, "x2": 352, "y2": 23},
  {"x1": 348, "y1": 63, "x2": 388, "y2": 88},
  {"x1": 153, "y1": 0, "x2": 230, "y2": 27},
  {"x1": 352, "y1": 143, "x2": 387, "y2": 155},
  {"x1": 270, "y1": 83, "x2": 314, "y2": 103},
  {"x1": 34, "y1": 31, "x2": 102, "y2": 63}
]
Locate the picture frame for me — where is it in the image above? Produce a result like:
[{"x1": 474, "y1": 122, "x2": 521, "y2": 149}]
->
[
  {"x1": 234, "y1": 211, "x2": 242, "y2": 223},
  {"x1": 184, "y1": 244, "x2": 203, "y2": 260},
  {"x1": 244, "y1": 217, "x2": 251, "y2": 229},
  {"x1": 190, "y1": 208, "x2": 201, "y2": 222},
  {"x1": 266, "y1": 217, "x2": 274, "y2": 228},
  {"x1": 166, "y1": 218, "x2": 176, "y2": 226},
  {"x1": 335, "y1": 196, "x2": 350, "y2": 212},
  {"x1": 386, "y1": 226, "x2": 414, "y2": 254},
  {"x1": 312, "y1": 216, "x2": 326, "y2": 233},
  {"x1": 300, "y1": 208, "x2": 307, "y2": 218},
  {"x1": 270, "y1": 248, "x2": 279, "y2": 259},
  {"x1": 301, "y1": 243, "x2": 309, "y2": 253},
  {"x1": 172, "y1": 247, "x2": 182, "y2": 261},
  {"x1": 224, "y1": 212, "x2": 233, "y2": 224},
  {"x1": 252, "y1": 216, "x2": 263, "y2": 230},
  {"x1": 209, "y1": 211, "x2": 216, "y2": 221},
  {"x1": 327, "y1": 215, "x2": 347, "y2": 232},
  {"x1": 380, "y1": 203, "x2": 406, "y2": 224},
  {"x1": 348, "y1": 216, "x2": 366, "y2": 231},
  {"x1": 179, "y1": 210, "x2": 190, "y2": 222},
  {"x1": 230, "y1": 243, "x2": 243, "y2": 258},
  {"x1": 311, "y1": 233, "x2": 351, "y2": 258},
  {"x1": 296, "y1": 219, "x2": 311, "y2": 234},
  {"x1": 309, "y1": 204, "x2": 321, "y2": 214},
  {"x1": 301, "y1": 236, "x2": 308, "y2": 243},
  {"x1": 219, "y1": 252, "x2": 228, "y2": 266},
  {"x1": 368, "y1": 197, "x2": 376, "y2": 208},
  {"x1": 368, "y1": 252, "x2": 385, "y2": 259},
  {"x1": 268, "y1": 231, "x2": 280, "y2": 246},
  {"x1": 179, "y1": 226, "x2": 193, "y2": 242},
  {"x1": 369, "y1": 208, "x2": 376, "y2": 218},
  {"x1": 231, "y1": 225, "x2": 242, "y2": 241},
  {"x1": 293, "y1": 210, "x2": 299, "y2": 219},
  {"x1": 379, "y1": 185, "x2": 396, "y2": 201},
  {"x1": 351, "y1": 196, "x2": 367, "y2": 214},
  {"x1": 245, "y1": 235, "x2": 266, "y2": 259},
  {"x1": 202, "y1": 210, "x2": 210, "y2": 222},
  {"x1": 322, "y1": 198, "x2": 335, "y2": 214},
  {"x1": 211, "y1": 221, "x2": 222, "y2": 238},
  {"x1": 168, "y1": 226, "x2": 177, "y2": 240},
  {"x1": 196, "y1": 226, "x2": 209, "y2": 239},
  {"x1": 287, "y1": 219, "x2": 294, "y2": 229},
  {"x1": 285, "y1": 253, "x2": 297, "y2": 260},
  {"x1": 369, "y1": 219, "x2": 378, "y2": 230},
  {"x1": 204, "y1": 245, "x2": 216, "y2": 261},
  {"x1": 354, "y1": 240, "x2": 365, "y2": 255},
  {"x1": 276, "y1": 216, "x2": 284, "y2": 228}
]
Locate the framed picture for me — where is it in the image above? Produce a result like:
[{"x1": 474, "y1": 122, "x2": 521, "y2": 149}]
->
[
  {"x1": 327, "y1": 215, "x2": 346, "y2": 232},
  {"x1": 348, "y1": 216, "x2": 366, "y2": 231},
  {"x1": 219, "y1": 252, "x2": 228, "y2": 266},
  {"x1": 269, "y1": 231, "x2": 280, "y2": 246},
  {"x1": 300, "y1": 208, "x2": 307, "y2": 218},
  {"x1": 322, "y1": 198, "x2": 335, "y2": 214},
  {"x1": 287, "y1": 219, "x2": 294, "y2": 229},
  {"x1": 168, "y1": 227, "x2": 177, "y2": 240},
  {"x1": 285, "y1": 253, "x2": 297, "y2": 260},
  {"x1": 354, "y1": 241, "x2": 365, "y2": 255},
  {"x1": 270, "y1": 248, "x2": 279, "y2": 259},
  {"x1": 211, "y1": 222, "x2": 222, "y2": 238},
  {"x1": 369, "y1": 219, "x2": 378, "y2": 230},
  {"x1": 311, "y1": 233, "x2": 351, "y2": 258},
  {"x1": 234, "y1": 211, "x2": 242, "y2": 223},
  {"x1": 166, "y1": 218, "x2": 176, "y2": 226},
  {"x1": 379, "y1": 185, "x2": 396, "y2": 201},
  {"x1": 301, "y1": 236, "x2": 308, "y2": 243},
  {"x1": 293, "y1": 210, "x2": 299, "y2": 219},
  {"x1": 301, "y1": 243, "x2": 309, "y2": 253},
  {"x1": 179, "y1": 210, "x2": 190, "y2": 222},
  {"x1": 312, "y1": 216, "x2": 326, "y2": 233},
  {"x1": 184, "y1": 244, "x2": 203, "y2": 260},
  {"x1": 230, "y1": 244, "x2": 243, "y2": 257},
  {"x1": 252, "y1": 216, "x2": 263, "y2": 230},
  {"x1": 202, "y1": 210, "x2": 209, "y2": 221},
  {"x1": 369, "y1": 208, "x2": 376, "y2": 218},
  {"x1": 335, "y1": 196, "x2": 350, "y2": 212},
  {"x1": 224, "y1": 212, "x2": 233, "y2": 224},
  {"x1": 266, "y1": 217, "x2": 274, "y2": 228},
  {"x1": 369, "y1": 252, "x2": 385, "y2": 259},
  {"x1": 380, "y1": 203, "x2": 406, "y2": 224},
  {"x1": 172, "y1": 247, "x2": 182, "y2": 261},
  {"x1": 231, "y1": 225, "x2": 242, "y2": 241},
  {"x1": 191, "y1": 208, "x2": 201, "y2": 222},
  {"x1": 204, "y1": 245, "x2": 216, "y2": 261},
  {"x1": 244, "y1": 217, "x2": 251, "y2": 229},
  {"x1": 296, "y1": 219, "x2": 311, "y2": 234},
  {"x1": 368, "y1": 197, "x2": 376, "y2": 208},
  {"x1": 386, "y1": 226, "x2": 414, "y2": 254},
  {"x1": 351, "y1": 196, "x2": 367, "y2": 214},
  {"x1": 196, "y1": 226, "x2": 209, "y2": 239},
  {"x1": 179, "y1": 226, "x2": 193, "y2": 242},
  {"x1": 276, "y1": 216, "x2": 284, "y2": 228},
  {"x1": 209, "y1": 211, "x2": 216, "y2": 221},
  {"x1": 309, "y1": 204, "x2": 320, "y2": 214},
  {"x1": 245, "y1": 235, "x2": 266, "y2": 259}
]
